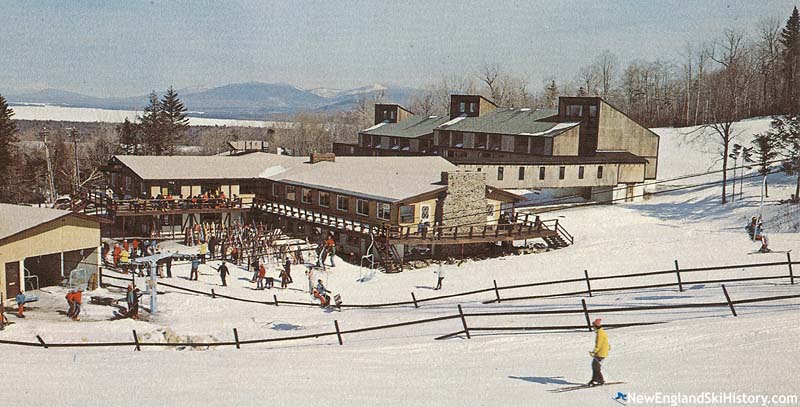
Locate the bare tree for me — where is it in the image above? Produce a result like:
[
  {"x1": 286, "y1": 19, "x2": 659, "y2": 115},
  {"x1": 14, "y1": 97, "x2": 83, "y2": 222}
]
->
[{"x1": 593, "y1": 50, "x2": 618, "y2": 99}]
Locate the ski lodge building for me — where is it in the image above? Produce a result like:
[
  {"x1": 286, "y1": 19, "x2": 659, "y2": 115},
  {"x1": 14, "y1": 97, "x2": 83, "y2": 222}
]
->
[
  {"x1": 101, "y1": 153, "x2": 572, "y2": 270},
  {"x1": 334, "y1": 95, "x2": 659, "y2": 202},
  {"x1": 0, "y1": 204, "x2": 100, "y2": 304}
]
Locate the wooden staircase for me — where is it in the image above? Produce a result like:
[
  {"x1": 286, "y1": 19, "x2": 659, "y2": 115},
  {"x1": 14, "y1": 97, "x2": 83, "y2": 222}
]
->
[
  {"x1": 374, "y1": 238, "x2": 403, "y2": 273},
  {"x1": 540, "y1": 220, "x2": 574, "y2": 249}
]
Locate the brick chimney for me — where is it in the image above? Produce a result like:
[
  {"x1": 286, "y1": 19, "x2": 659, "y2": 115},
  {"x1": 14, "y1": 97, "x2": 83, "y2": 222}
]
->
[{"x1": 310, "y1": 152, "x2": 336, "y2": 164}]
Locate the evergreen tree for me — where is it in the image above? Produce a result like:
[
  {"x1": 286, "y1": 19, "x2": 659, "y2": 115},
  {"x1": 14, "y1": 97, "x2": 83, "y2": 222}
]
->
[
  {"x1": 139, "y1": 91, "x2": 164, "y2": 155},
  {"x1": 115, "y1": 118, "x2": 142, "y2": 154},
  {"x1": 0, "y1": 95, "x2": 20, "y2": 201},
  {"x1": 780, "y1": 6, "x2": 800, "y2": 114},
  {"x1": 766, "y1": 115, "x2": 800, "y2": 201},
  {"x1": 160, "y1": 86, "x2": 189, "y2": 155},
  {"x1": 752, "y1": 132, "x2": 779, "y2": 197}
]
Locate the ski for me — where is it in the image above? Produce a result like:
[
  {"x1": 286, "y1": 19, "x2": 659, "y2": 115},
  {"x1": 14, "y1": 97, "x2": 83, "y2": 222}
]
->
[
  {"x1": 748, "y1": 249, "x2": 791, "y2": 255},
  {"x1": 549, "y1": 381, "x2": 625, "y2": 393}
]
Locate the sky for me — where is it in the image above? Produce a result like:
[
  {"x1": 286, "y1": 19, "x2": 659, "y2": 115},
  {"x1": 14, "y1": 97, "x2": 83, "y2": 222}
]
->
[{"x1": 1, "y1": 0, "x2": 798, "y2": 97}]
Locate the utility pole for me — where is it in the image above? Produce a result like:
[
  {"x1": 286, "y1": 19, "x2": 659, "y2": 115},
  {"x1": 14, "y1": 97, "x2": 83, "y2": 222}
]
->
[
  {"x1": 67, "y1": 127, "x2": 80, "y2": 192},
  {"x1": 38, "y1": 127, "x2": 56, "y2": 204}
]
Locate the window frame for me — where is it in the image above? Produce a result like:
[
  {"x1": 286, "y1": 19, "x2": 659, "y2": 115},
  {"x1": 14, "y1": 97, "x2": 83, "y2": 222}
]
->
[
  {"x1": 399, "y1": 205, "x2": 415, "y2": 223},
  {"x1": 318, "y1": 191, "x2": 330, "y2": 207},
  {"x1": 518, "y1": 166, "x2": 525, "y2": 181},
  {"x1": 539, "y1": 167, "x2": 546, "y2": 180},
  {"x1": 301, "y1": 188, "x2": 312, "y2": 204},
  {"x1": 497, "y1": 166, "x2": 504, "y2": 181},
  {"x1": 377, "y1": 203, "x2": 391, "y2": 220},
  {"x1": 597, "y1": 166, "x2": 604, "y2": 179},
  {"x1": 336, "y1": 195, "x2": 349, "y2": 212},
  {"x1": 578, "y1": 166, "x2": 585, "y2": 180},
  {"x1": 559, "y1": 166, "x2": 566, "y2": 180},
  {"x1": 356, "y1": 199, "x2": 370, "y2": 217},
  {"x1": 286, "y1": 185, "x2": 296, "y2": 200},
  {"x1": 272, "y1": 183, "x2": 279, "y2": 197}
]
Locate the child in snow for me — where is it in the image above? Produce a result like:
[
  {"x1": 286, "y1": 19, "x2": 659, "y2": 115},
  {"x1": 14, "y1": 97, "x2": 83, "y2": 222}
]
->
[{"x1": 15, "y1": 293, "x2": 26, "y2": 318}]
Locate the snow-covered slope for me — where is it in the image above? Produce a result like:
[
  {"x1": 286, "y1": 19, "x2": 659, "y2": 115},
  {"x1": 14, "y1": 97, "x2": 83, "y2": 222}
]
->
[{"x1": 3, "y1": 117, "x2": 799, "y2": 406}]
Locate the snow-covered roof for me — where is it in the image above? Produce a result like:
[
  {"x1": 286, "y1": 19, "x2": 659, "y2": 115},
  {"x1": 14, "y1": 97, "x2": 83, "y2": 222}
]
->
[
  {"x1": 113, "y1": 153, "x2": 307, "y2": 181},
  {"x1": 268, "y1": 156, "x2": 460, "y2": 202},
  {"x1": 0, "y1": 204, "x2": 81, "y2": 242}
]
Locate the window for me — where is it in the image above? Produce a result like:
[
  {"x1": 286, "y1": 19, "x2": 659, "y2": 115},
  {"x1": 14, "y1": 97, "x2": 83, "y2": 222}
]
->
[
  {"x1": 377, "y1": 203, "x2": 391, "y2": 220},
  {"x1": 301, "y1": 188, "x2": 312, "y2": 204},
  {"x1": 469, "y1": 102, "x2": 477, "y2": 113},
  {"x1": 477, "y1": 167, "x2": 481, "y2": 172},
  {"x1": 559, "y1": 166, "x2": 566, "y2": 180},
  {"x1": 597, "y1": 166, "x2": 604, "y2": 179},
  {"x1": 514, "y1": 136, "x2": 529, "y2": 153},
  {"x1": 578, "y1": 166, "x2": 585, "y2": 179},
  {"x1": 319, "y1": 191, "x2": 330, "y2": 207},
  {"x1": 486, "y1": 204, "x2": 495, "y2": 217},
  {"x1": 286, "y1": 185, "x2": 296, "y2": 200},
  {"x1": 390, "y1": 110, "x2": 396, "y2": 120},
  {"x1": 519, "y1": 167, "x2": 525, "y2": 180},
  {"x1": 336, "y1": 195, "x2": 349, "y2": 211},
  {"x1": 390, "y1": 137, "x2": 400, "y2": 150},
  {"x1": 356, "y1": 199, "x2": 370, "y2": 216},
  {"x1": 399, "y1": 205, "x2": 415, "y2": 223},
  {"x1": 272, "y1": 183, "x2": 279, "y2": 197},
  {"x1": 539, "y1": 167, "x2": 546, "y2": 180},
  {"x1": 459, "y1": 102, "x2": 466, "y2": 113},
  {"x1": 488, "y1": 134, "x2": 502, "y2": 150},
  {"x1": 589, "y1": 105, "x2": 598, "y2": 118},
  {"x1": 475, "y1": 134, "x2": 487, "y2": 149},
  {"x1": 497, "y1": 166, "x2": 504, "y2": 181},
  {"x1": 451, "y1": 132, "x2": 463, "y2": 148},
  {"x1": 567, "y1": 104, "x2": 583, "y2": 117}
]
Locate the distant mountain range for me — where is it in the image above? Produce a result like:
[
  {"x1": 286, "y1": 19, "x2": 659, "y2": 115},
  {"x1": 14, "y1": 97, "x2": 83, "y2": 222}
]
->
[{"x1": 6, "y1": 82, "x2": 423, "y2": 120}]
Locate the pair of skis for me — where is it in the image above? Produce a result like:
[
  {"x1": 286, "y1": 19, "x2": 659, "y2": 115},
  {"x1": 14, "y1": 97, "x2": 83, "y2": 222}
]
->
[
  {"x1": 747, "y1": 249, "x2": 792, "y2": 255},
  {"x1": 549, "y1": 381, "x2": 625, "y2": 393}
]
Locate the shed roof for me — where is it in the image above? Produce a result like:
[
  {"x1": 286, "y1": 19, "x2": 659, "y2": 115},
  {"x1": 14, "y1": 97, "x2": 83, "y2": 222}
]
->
[
  {"x1": 0, "y1": 204, "x2": 84, "y2": 242},
  {"x1": 360, "y1": 115, "x2": 451, "y2": 139}
]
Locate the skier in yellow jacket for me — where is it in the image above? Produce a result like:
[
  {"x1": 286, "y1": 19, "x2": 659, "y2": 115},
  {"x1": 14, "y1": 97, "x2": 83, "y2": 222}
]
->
[{"x1": 589, "y1": 318, "x2": 609, "y2": 386}]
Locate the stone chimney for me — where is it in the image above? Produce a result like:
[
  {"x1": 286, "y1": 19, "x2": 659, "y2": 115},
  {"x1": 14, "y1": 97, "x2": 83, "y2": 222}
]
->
[
  {"x1": 310, "y1": 152, "x2": 336, "y2": 164},
  {"x1": 440, "y1": 171, "x2": 487, "y2": 227}
]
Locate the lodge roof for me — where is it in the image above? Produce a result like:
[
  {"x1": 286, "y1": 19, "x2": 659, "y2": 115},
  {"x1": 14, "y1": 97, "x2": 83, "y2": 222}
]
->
[
  {"x1": 438, "y1": 107, "x2": 571, "y2": 136},
  {"x1": 360, "y1": 115, "x2": 451, "y2": 139}
]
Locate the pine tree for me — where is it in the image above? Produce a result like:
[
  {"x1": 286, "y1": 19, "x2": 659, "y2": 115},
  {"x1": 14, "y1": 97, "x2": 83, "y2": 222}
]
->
[
  {"x1": 780, "y1": 6, "x2": 800, "y2": 114},
  {"x1": 752, "y1": 132, "x2": 779, "y2": 197},
  {"x1": 115, "y1": 118, "x2": 142, "y2": 154},
  {"x1": 0, "y1": 95, "x2": 20, "y2": 201},
  {"x1": 139, "y1": 91, "x2": 163, "y2": 155},
  {"x1": 160, "y1": 86, "x2": 189, "y2": 155},
  {"x1": 766, "y1": 115, "x2": 800, "y2": 201}
]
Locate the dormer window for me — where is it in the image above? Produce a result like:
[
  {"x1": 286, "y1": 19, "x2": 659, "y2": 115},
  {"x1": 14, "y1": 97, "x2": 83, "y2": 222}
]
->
[
  {"x1": 390, "y1": 110, "x2": 396, "y2": 120},
  {"x1": 469, "y1": 102, "x2": 477, "y2": 113},
  {"x1": 567, "y1": 104, "x2": 583, "y2": 117},
  {"x1": 459, "y1": 102, "x2": 466, "y2": 113}
]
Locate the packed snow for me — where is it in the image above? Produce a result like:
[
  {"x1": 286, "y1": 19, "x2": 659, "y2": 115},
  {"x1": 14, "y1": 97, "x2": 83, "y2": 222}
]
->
[{"x1": 3, "y1": 117, "x2": 799, "y2": 406}]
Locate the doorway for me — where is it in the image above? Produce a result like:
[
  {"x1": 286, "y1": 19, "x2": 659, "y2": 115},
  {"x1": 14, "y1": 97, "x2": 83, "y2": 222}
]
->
[{"x1": 5, "y1": 262, "x2": 20, "y2": 298}]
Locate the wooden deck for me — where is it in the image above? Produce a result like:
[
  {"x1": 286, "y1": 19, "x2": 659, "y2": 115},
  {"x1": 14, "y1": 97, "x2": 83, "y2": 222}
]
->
[{"x1": 111, "y1": 198, "x2": 250, "y2": 217}]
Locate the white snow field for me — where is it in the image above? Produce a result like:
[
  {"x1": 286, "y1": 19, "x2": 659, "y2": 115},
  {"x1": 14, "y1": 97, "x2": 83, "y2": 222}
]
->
[
  {"x1": 3, "y1": 118, "x2": 800, "y2": 407},
  {"x1": 10, "y1": 104, "x2": 291, "y2": 128}
]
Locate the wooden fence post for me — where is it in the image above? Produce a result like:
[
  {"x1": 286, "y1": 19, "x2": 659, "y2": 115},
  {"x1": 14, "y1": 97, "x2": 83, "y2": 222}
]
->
[
  {"x1": 334, "y1": 320, "x2": 343, "y2": 345},
  {"x1": 233, "y1": 328, "x2": 240, "y2": 349},
  {"x1": 584, "y1": 270, "x2": 592, "y2": 297},
  {"x1": 458, "y1": 304, "x2": 471, "y2": 339},
  {"x1": 674, "y1": 260, "x2": 683, "y2": 292},
  {"x1": 98, "y1": 266, "x2": 104, "y2": 288},
  {"x1": 788, "y1": 252, "x2": 794, "y2": 285},
  {"x1": 581, "y1": 299, "x2": 592, "y2": 332},
  {"x1": 411, "y1": 292, "x2": 419, "y2": 308},
  {"x1": 721, "y1": 284, "x2": 737, "y2": 317},
  {"x1": 493, "y1": 280, "x2": 501, "y2": 303},
  {"x1": 211, "y1": 289, "x2": 216, "y2": 299},
  {"x1": 36, "y1": 335, "x2": 48, "y2": 349},
  {"x1": 132, "y1": 329, "x2": 141, "y2": 351}
]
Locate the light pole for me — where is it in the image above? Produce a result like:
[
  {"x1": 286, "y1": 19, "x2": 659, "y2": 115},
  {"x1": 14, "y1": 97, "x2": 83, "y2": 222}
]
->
[
  {"x1": 38, "y1": 127, "x2": 56, "y2": 204},
  {"x1": 67, "y1": 127, "x2": 80, "y2": 192}
]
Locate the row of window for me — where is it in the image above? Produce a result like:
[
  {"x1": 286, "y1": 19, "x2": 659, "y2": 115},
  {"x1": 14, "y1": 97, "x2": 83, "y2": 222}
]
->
[
  {"x1": 493, "y1": 165, "x2": 604, "y2": 181},
  {"x1": 272, "y1": 184, "x2": 414, "y2": 223}
]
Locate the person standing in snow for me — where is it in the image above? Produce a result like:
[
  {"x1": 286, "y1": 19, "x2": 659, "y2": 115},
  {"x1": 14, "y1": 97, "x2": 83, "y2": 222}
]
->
[
  {"x1": 190, "y1": 256, "x2": 200, "y2": 280},
  {"x1": 256, "y1": 263, "x2": 266, "y2": 290},
  {"x1": 434, "y1": 264, "x2": 445, "y2": 290},
  {"x1": 15, "y1": 292, "x2": 26, "y2": 318},
  {"x1": 71, "y1": 289, "x2": 83, "y2": 321},
  {"x1": 305, "y1": 267, "x2": 314, "y2": 295},
  {"x1": 199, "y1": 241, "x2": 208, "y2": 264},
  {"x1": 588, "y1": 318, "x2": 609, "y2": 386},
  {"x1": 218, "y1": 262, "x2": 230, "y2": 287},
  {"x1": 284, "y1": 258, "x2": 293, "y2": 284},
  {"x1": 165, "y1": 254, "x2": 173, "y2": 278},
  {"x1": 325, "y1": 234, "x2": 336, "y2": 267},
  {"x1": 66, "y1": 290, "x2": 76, "y2": 319}
]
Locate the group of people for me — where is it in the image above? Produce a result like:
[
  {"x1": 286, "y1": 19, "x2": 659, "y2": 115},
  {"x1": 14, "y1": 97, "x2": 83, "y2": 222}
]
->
[{"x1": 251, "y1": 258, "x2": 293, "y2": 290}]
